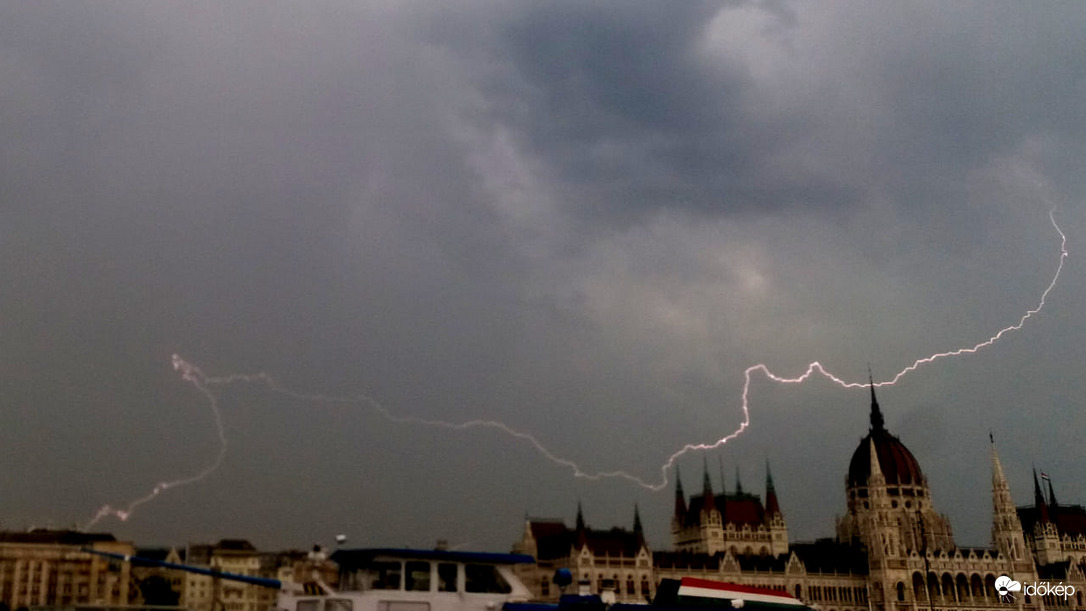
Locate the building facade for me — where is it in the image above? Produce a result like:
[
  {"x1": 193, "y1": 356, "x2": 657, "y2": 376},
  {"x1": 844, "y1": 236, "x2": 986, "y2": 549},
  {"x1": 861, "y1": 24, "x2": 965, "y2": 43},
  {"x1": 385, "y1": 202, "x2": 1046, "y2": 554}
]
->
[
  {"x1": 663, "y1": 385, "x2": 1081, "y2": 611},
  {"x1": 671, "y1": 458, "x2": 788, "y2": 557},
  {"x1": 182, "y1": 539, "x2": 271, "y2": 611},
  {"x1": 512, "y1": 505, "x2": 654, "y2": 603},
  {"x1": 515, "y1": 385, "x2": 1084, "y2": 611},
  {"x1": 179, "y1": 540, "x2": 340, "y2": 611},
  {"x1": 0, "y1": 529, "x2": 136, "y2": 609}
]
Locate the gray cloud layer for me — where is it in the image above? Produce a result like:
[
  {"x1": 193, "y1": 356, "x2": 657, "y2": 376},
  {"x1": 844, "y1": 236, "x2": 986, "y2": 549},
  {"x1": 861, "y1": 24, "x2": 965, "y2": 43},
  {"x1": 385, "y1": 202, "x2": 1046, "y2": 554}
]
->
[{"x1": 1, "y1": 1, "x2": 1085, "y2": 551}]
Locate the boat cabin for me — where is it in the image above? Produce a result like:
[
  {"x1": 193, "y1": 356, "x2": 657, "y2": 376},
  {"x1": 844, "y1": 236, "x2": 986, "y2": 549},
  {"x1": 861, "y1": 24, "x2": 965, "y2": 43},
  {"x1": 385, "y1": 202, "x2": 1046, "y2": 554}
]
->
[{"x1": 278, "y1": 549, "x2": 534, "y2": 611}]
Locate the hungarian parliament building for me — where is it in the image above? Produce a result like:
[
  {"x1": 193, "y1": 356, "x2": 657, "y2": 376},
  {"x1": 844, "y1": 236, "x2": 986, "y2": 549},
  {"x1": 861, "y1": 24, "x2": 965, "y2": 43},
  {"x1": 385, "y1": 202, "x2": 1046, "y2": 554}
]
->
[{"x1": 513, "y1": 386, "x2": 1086, "y2": 611}]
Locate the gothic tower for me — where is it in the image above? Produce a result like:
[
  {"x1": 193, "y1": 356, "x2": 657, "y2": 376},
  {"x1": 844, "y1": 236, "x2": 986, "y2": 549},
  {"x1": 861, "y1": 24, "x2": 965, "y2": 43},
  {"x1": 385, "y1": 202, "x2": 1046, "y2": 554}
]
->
[
  {"x1": 991, "y1": 438, "x2": 1028, "y2": 562},
  {"x1": 990, "y1": 438, "x2": 1037, "y2": 583},
  {"x1": 699, "y1": 459, "x2": 724, "y2": 554},
  {"x1": 764, "y1": 460, "x2": 789, "y2": 556},
  {"x1": 1031, "y1": 469, "x2": 1062, "y2": 565},
  {"x1": 837, "y1": 380, "x2": 954, "y2": 556}
]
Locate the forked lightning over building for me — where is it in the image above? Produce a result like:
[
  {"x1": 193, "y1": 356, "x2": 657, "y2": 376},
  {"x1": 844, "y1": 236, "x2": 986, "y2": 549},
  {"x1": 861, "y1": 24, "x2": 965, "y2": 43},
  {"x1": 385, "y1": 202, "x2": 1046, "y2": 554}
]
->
[{"x1": 89, "y1": 211, "x2": 1068, "y2": 526}]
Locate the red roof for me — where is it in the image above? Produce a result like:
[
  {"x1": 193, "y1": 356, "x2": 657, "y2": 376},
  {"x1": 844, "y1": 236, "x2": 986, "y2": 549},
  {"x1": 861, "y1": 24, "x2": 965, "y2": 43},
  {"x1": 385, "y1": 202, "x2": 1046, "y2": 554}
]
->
[
  {"x1": 527, "y1": 520, "x2": 644, "y2": 561},
  {"x1": 684, "y1": 494, "x2": 766, "y2": 527},
  {"x1": 847, "y1": 428, "x2": 925, "y2": 487}
]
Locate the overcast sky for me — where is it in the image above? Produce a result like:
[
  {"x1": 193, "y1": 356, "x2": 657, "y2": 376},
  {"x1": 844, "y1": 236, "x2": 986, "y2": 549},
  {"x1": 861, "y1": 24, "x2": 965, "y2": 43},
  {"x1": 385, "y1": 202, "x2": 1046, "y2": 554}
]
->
[{"x1": 2, "y1": 2, "x2": 1086, "y2": 553}]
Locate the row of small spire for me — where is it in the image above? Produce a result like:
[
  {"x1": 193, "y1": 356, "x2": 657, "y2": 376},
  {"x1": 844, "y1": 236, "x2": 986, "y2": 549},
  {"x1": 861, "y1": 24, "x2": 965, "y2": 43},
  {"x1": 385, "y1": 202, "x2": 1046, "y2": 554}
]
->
[
  {"x1": 672, "y1": 457, "x2": 781, "y2": 518},
  {"x1": 574, "y1": 501, "x2": 644, "y2": 534}
]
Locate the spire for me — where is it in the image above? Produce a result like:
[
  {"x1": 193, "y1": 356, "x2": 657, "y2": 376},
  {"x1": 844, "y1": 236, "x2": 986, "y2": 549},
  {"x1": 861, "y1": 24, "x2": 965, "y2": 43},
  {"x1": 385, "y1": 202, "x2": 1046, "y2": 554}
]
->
[
  {"x1": 718, "y1": 455, "x2": 727, "y2": 495},
  {"x1": 991, "y1": 436, "x2": 1009, "y2": 491},
  {"x1": 674, "y1": 466, "x2": 687, "y2": 518},
  {"x1": 702, "y1": 457, "x2": 716, "y2": 512},
  {"x1": 1047, "y1": 476, "x2": 1059, "y2": 510},
  {"x1": 735, "y1": 465, "x2": 743, "y2": 495},
  {"x1": 867, "y1": 437, "x2": 886, "y2": 486},
  {"x1": 868, "y1": 370, "x2": 885, "y2": 431},
  {"x1": 576, "y1": 501, "x2": 586, "y2": 532},
  {"x1": 990, "y1": 437, "x2": 1025, "y2": 562},
  {"x1": 633, "y1": 504, "x2": 643, "y2": 535},
  {"x1": 765, "y1": 459, "x2": 781, "y2": 517},
  {"x1": 1033, "y1": 469, "x2": 1050, "y2": 524}
]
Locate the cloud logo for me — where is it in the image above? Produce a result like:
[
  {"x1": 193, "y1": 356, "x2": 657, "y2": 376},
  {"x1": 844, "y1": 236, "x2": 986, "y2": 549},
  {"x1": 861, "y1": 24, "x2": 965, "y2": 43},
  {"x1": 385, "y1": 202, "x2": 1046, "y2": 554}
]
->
[{"x1": 995, "y1": 576, "x2": 1022, "y2": 602}]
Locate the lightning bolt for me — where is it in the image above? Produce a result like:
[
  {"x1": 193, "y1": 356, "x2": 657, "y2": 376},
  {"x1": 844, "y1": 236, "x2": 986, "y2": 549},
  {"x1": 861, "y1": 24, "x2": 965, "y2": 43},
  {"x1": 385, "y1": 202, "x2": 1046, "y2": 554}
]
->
[
  {"x1": 84, "y1": 356, "x2": 228, "y2": 529},
  {"x1": 85, "y1": 210, "x2": 1068, "y2": 525}
]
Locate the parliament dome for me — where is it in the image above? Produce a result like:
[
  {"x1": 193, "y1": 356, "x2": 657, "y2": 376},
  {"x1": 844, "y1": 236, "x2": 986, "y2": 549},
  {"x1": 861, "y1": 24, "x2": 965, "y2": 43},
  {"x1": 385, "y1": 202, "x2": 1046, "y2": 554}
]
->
[{"x1": 846, "y1": 383, "x2": 926, "y2": 488}]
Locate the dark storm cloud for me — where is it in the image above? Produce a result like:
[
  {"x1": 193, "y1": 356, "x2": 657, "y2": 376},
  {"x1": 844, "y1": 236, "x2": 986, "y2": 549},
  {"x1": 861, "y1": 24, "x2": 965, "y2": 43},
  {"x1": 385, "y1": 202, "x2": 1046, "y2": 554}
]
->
[
  {"x1": 1, "y1": 0, "x2": 1085, "y2": 552},
  {"x1": 466, "y1": 0, "x2": 860, "y2": 220},
  {"x1": 457, "y1": 2, "x2": 1086, "y2": 230}
]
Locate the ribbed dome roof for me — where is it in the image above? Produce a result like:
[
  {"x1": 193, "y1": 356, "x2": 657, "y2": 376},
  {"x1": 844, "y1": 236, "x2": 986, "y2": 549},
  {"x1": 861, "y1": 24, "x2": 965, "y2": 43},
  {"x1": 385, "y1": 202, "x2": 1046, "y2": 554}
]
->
[
  {"x1": 846, "y1": 382, "x2": 925, "y2": 487},
  {"x1": 848, "y1": 428, "x2": 925, "y2": 486}
]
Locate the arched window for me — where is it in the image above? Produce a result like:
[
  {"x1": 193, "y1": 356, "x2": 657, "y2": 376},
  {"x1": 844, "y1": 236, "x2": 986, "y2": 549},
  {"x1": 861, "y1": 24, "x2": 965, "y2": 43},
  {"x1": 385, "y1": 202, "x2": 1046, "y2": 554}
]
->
[
  {"x1": 913, "y1": 573, "x2": 926, "y2": 603},
  {"x1": 795, "y1": 585, "x2": 802, "y2": 599},
  {"x1": 942, "y1": 574, "x2": 954, "y2": 602},
  {"x1": 970, "y1": 574, "x2": 984, "y2": 601},
  {"x1": 897, "y1": 582, "x2": 906, "y2": 602},
  {"x1": 985, "y1": 575, "x2": 997, "y2": 602},
  {"x1": 955, "y1": 574, "x2": 969, "y2": 602}
]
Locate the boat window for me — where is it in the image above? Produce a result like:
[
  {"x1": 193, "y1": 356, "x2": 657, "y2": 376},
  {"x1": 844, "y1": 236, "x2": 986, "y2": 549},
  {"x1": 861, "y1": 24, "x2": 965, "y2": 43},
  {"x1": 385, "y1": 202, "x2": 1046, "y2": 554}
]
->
[
  {"x1": 405, "y1": 561, "x2": 431, "y2": 592},
  {"x1": 464, "y1": 564, "x2": 511, "y2": 594},
  {"x1": 297, "y1": 601, "x2": 320, "y2": 611},
  {"x1": 371, "y1": 562, "x2": 402, "y2": 590},
  {"x1": 378, "y1": 602, "x2": 430, "y2": 611},
  {"x1": 437, "y1": 563, "x2": 458, "y2": 592},
  {"x1": 326, "y1": 599, "x2": 353, "y2": 611}
]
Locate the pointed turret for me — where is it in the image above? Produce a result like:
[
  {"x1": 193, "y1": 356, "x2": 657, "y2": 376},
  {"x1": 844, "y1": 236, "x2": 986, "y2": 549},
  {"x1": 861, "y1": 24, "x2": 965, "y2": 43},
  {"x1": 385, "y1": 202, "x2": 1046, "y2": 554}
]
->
[
  {"x1": 673, "y1": 466, "x2": 687, "y2": 518},
  {"x1": 869, "y1": 372, "x2": 885, "y2": 431},
  {"x1": 701, "y1": 457, "x2": 716, "y2": 512},
  {"x1": 734, "y1": 465, "x2": 743, "y2": 495},
  {"x1": 1047, "y1": 476, "x2": 1059, "y2": 511},
  {"x1": 575, "y1": 501, "x2": 588, "y2": 547},
  {"x1": 867, "y1": 437, "x2": 886, "y2": 486},
  {"x1": 718, "y1": 455, "x2": 727, "y2": 495},
  {"x1": 765, "y1": 460, "x2": 781, "y2": 517},
  {"x1": 990, "y1": 437, "x2": 1026, "y2": 562},
  {"x1": 633, "y1": 504, "x2": 643, "y2": 535},
  {"x1": 1033, "y1": 469, "x2": 1050, "y2": 524},
  {"x1": 991, "y1": 436, "x2": 1009, "y2": 490},
  {"x1": 764, "y1": 458, "x2": 789, "y2": 556},
  {"x1": 1031, "y1": 467, "x2": 1061, "y2": 565},
  {"x1": 716, "y1": 455, "x2": 727, "y2": 517}
]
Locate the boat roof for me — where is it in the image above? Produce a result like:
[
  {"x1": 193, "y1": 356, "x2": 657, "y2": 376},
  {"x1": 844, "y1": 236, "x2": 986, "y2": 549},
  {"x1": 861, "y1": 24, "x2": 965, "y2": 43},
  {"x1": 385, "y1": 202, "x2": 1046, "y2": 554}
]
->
[
  {"x1": 651, "y1": 578, "x2": 810, "y2": 611},
  {"x1": 332, "y1": 548, "x2": 535, "y2": 568}
]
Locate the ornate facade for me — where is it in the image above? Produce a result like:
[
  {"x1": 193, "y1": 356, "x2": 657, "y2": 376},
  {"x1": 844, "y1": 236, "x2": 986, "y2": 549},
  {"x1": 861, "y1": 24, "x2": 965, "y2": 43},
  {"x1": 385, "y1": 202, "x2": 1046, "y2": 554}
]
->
[
  {"x1": 670, "y1": 458, "x2": 788, "y2": 557},
  {"x1": 512, "y1": 504, "x2": 654, "y2": 603},
  {"x1": 662, "y1": 383, "x2": 1083, "y2": 611},
  {"x1": 516, "y1": 384, "x2": 1086, "y2": 611}
]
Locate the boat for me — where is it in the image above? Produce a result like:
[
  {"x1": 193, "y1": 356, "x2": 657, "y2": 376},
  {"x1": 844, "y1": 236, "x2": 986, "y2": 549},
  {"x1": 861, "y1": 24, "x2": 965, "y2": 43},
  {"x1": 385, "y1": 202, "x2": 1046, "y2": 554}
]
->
[
  {"x1": 504, "y1": 576, "x2": 811, "y2": 611},
  {"x1": 83, "y1": 546, "x2": 535, "y2": 611}
]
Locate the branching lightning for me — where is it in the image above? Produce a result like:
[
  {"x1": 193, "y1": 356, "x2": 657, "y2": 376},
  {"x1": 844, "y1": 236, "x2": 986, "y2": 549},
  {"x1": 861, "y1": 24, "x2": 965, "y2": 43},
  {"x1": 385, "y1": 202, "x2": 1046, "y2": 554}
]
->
[
  {"x1": 86, "y1": 211, "x2": 1069, "y2": 525},
  {"x1": 84, "y1": 357, "x2": 228, "y2": 529}
]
